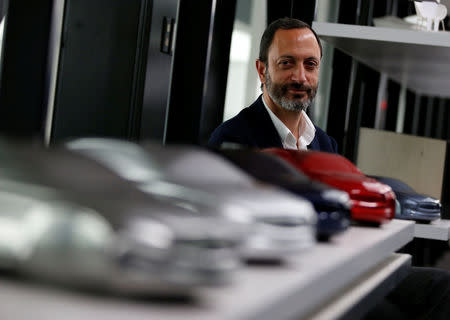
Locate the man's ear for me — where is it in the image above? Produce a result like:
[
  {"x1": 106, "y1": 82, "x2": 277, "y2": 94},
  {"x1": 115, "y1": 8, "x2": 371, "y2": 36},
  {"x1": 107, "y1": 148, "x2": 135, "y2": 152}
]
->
[{"x1": 256, "y1": 59, "x2": 266, "y2": 85}]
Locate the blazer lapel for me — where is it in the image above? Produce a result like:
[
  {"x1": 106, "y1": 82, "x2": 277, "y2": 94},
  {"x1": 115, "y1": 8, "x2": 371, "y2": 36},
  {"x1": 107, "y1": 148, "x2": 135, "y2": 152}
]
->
[
  {"x1": 307, "y1": 137, "x2": 319, "y2": 150},
  {"x1": 247, "y1": 96, "x2": 283, "y2": 148}
]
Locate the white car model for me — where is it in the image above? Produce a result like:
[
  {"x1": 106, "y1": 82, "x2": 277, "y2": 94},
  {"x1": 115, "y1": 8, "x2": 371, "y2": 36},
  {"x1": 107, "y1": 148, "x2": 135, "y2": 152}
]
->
[{"x1": 67, "y1": 138, "x2": 318, "y2": 261}]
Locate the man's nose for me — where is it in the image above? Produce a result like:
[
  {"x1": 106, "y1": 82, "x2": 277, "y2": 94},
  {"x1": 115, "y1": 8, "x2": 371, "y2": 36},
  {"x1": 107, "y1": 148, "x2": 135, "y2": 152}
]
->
[{"x1": 290, "y1": 65, "x2": 307, "y2": 83}]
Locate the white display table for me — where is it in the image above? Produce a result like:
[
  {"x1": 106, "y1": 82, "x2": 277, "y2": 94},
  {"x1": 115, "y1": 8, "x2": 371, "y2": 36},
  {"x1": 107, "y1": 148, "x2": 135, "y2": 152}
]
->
[
  {"x1": 414, "y1": 219, "x2": 450, "y2": 241},
  {"x1": 0, "y1": 220, "x2": 414, "y2": 320}
]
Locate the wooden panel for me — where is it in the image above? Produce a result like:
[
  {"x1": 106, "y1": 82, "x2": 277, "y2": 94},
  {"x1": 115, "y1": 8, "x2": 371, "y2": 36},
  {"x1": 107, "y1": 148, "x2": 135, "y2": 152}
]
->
[{"x1": 357, "y1": 127, "x2": 447, "y2": 199}]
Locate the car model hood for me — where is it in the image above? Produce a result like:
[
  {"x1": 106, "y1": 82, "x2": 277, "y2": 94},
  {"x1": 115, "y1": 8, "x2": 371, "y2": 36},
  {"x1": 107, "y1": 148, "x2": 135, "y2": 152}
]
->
[
  {"x1": 143, "y1": 143, "x2": 256, "y2": 188},
  {"x1": 307, "y1": 171, "x2": 391, "y2": 196},
  {"x1": 168, "y1": 182, "x2": 317, "y2": 225},
  {"x1": 395, "y1": 191, "x2": 441, "y2": 206}
]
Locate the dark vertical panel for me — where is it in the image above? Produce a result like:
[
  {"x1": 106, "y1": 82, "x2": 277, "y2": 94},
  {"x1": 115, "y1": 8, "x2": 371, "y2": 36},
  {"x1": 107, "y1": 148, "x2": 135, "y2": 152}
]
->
[
  {"x1": 402, "y1": 89, "x2": 415, "y2": 134},
  {"x1": 267, "y1": 0, "x2": 292, "y2": 24},
  {"x1": 199, "y1": 0, "x2": 237, "y2": 145},
  {"x1": 291, "y1": 1, "x2": 317, "y2": 25},
  {"x1": 397, "y1": 0, "x2": 415, "y2": 18},
  {"x1": 166, "y1": 0, "x2": 236, "y2": 145},
  {"x1": 424, "y1": 97, "x2": 434, "y2": 137},
  {"x1": 445, "y1": 100, "x2": 450, "y2": 140},
  {"x1": 356, "y1": 0, "x2": 375, "y2": 25},
  {"x1": 372, "y1": 0, "x2": 390, "y2": 18},
  {"x1": 416, "y1": 96, "x2": 427, "y2": 136},
  {"x1": 360, "y1": 66, "x2": 379, "y2": 129},
  {"x1": 166, "y1": 0, "x2": 212, "y2": 145},
  {"x1": 364, "y1": 0, "x2": 375, "y2": 26},
  {"x1": 429, "y1": 98, "x2": 440, "y2": 138},
  {"x1": 411, "y1": 94, "x2": 421, "y2": 135},
  {"x1": 343, "y1": 64, "x2": 365, "y2": 162},
  {"x1": 435, "y1": 98, "x2": 445, "y2": 139},
  {"x1": 326, "y1": 50, "x2": 352, "y2": 154},
  {"x1": 267, "y1": 0, "x2": 316, "y2": 25},
  {"x1": 50, "y1": 0, "x2": 147, "y2": 142},
  {"x1": 139, "y1": 0, "x2": 178, "y2": 142},
  {"x1": 385, "y1": 80, "x2": 400, "y2": 132},
  {"x1": 445, "y1": 16, "x2": 450, "y2": 31},
  {"x1": 441, "y1": 142, "x2": 450, "y2": 219},
  {"x1": 0, "y1": 0, "x2": 52, "y2": 137}
]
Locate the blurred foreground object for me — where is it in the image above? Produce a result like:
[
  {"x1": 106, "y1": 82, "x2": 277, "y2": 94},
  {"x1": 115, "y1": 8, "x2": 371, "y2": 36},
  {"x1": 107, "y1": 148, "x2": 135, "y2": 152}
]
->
[
  {"x1": 0, "y1": 139, "x2": 245, "y2": 295},
  {"x1": 67, "y1": 138, "x2": 318, "y2": 262}
]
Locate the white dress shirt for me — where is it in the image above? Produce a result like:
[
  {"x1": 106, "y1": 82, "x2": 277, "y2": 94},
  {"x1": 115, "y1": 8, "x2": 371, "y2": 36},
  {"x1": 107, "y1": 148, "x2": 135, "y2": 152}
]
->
[{"x1": 262, "y1": 96, "x2": 316, "y2": 150}]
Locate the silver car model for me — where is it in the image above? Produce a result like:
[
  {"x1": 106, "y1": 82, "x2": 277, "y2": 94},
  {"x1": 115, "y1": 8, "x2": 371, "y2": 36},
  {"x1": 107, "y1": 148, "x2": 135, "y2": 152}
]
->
[
  {"x1": 67, "y1": 138, "x2": 318, "y2": 261},
  {"x1": 0, "y1": 178, "x2": 243, "y2": 295},
  {"x1": 0, "y1": 138, "x2": 251, "y2": 234}
]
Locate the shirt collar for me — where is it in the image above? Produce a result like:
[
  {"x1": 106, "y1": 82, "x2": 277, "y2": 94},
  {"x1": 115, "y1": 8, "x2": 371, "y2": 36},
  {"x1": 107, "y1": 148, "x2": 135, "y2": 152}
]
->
[{"x1": 262, "y1": 95, "x2": 316, "y2": 150}]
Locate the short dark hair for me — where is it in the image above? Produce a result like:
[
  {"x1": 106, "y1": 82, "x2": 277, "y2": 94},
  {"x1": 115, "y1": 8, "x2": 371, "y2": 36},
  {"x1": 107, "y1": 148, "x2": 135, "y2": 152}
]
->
[{"x1": 258, "y1": 17, "x2": 322, "y2": 64}]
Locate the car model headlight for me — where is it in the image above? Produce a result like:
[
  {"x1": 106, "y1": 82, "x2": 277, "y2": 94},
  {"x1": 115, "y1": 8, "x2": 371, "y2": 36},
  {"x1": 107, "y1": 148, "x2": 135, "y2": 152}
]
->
[
  {"x1": 124, "y1": 218, "x2": 174, "y2": 250},
  {"x1": 322, "y1": 189, "x2": 351, "y2": 206},
  {"x1": 116, "y1": 219, "x2": 175, "y2": 268}
]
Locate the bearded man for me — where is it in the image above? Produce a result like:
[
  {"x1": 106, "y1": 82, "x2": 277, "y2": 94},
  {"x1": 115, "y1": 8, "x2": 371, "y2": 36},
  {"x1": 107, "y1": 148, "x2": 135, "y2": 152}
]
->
[
  {"x1": 208, "y1": 18, "x2": 450, "y2": 319},
  {"x1": 208, "y1": 17, "x2": 337, "y2": 153}
]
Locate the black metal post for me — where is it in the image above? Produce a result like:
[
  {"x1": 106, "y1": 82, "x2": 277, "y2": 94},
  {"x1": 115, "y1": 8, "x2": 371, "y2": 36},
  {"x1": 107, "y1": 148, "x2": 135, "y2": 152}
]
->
[
  {"x1": 165, "y1": 0, "x2": 236, "y2": 145},
  {"x1": 0, "y1": 0, "x2": 53, "y2": 138}
]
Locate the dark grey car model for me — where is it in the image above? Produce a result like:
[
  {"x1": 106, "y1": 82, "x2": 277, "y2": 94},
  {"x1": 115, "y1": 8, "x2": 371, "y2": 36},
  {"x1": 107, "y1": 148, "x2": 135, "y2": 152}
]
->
[{"x1": 371, "y1": 176, "x2": 441, "y2": 221}]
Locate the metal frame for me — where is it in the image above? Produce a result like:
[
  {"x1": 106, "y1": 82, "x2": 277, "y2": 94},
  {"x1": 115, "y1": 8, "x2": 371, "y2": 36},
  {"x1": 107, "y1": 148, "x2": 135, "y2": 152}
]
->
[{"x1": 138, "y1": 0, "x2": 179, "y2": 143}]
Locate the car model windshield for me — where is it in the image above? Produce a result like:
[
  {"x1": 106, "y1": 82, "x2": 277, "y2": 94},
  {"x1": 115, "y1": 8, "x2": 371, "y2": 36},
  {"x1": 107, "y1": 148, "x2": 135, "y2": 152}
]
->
[{"x1": 377, "y1": 177, "x2": 415, "y2": 193}]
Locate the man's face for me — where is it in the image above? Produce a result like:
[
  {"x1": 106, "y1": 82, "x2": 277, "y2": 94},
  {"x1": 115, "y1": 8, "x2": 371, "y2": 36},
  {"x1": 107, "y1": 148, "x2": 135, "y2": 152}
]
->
[{"x1": 258, "y1": 28, "x2": 321, "y2": 112}]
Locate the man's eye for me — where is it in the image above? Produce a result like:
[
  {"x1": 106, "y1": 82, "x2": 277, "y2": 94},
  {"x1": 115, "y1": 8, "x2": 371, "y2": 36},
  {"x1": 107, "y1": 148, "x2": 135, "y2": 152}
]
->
[
  {"x1": 305, "y1": 61, "x2": 318, "y2": 69},
  {"x1": 279, "y1": 60, "x2": 292, "y2": 67}
]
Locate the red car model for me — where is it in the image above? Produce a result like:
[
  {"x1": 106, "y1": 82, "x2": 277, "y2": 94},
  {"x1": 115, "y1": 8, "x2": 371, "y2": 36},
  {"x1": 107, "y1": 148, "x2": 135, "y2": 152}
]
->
[{"x1": 263, "y1": 149, "x2": 396, "y2": 225}]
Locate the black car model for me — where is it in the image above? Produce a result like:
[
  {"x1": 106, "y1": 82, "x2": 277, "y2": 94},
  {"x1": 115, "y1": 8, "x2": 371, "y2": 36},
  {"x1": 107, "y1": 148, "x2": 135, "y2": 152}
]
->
[
  {"x1": 215, "y1": 149, "x2": 352, "y2": 240},
  {"x1": 371, "y1": 176, "x2": 441, "y2": 222}
]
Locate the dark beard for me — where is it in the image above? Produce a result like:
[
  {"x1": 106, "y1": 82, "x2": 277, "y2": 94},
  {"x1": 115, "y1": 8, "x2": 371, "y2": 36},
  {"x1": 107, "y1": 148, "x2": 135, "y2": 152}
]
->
[{"x1": 265, "y1": 70, "x2": 317, "y2": 112}]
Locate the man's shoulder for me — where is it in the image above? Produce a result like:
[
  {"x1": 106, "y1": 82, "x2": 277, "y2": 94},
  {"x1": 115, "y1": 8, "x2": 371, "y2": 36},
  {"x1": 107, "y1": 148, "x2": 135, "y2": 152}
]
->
[
  {"x1": 227, "y1": 97, "x2": 263, "y2": 122},
  {"x1": 208, "y1": 97, "x2": 265, "y2": 147},
  {"x1": 314, "y1": 125, "x2": 328, "y2": 137},
  {"x1": 213, "y1": 100, "x2": 259, "y2": 132}
]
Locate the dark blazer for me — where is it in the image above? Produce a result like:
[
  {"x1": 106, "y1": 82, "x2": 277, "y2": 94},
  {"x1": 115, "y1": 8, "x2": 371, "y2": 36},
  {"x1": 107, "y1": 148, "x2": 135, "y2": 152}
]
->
[{"x1": 208, "y1": 96, "x2": 338, "y2": 153}]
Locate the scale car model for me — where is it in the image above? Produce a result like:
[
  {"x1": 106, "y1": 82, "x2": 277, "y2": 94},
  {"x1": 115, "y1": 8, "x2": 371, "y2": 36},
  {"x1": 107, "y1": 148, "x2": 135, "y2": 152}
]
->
[
  {"x1": 67, "y1": 138, "x2": 318, "y2": 261},
  {"x1": 263, "y1": 149, "x2": 396, "y2": 225},
  {"x1": 0, "y1": 139, "x2": 250, "y2": 233},
  {"x1": 214, "y1": 149, "x2": 351, "y2": 240},
  {"x1": 370, "y1": 176, "x2": 441, "y2": 221},
  {"x1": 0, "y1": 178, "x2": 244, "y2": 295}
]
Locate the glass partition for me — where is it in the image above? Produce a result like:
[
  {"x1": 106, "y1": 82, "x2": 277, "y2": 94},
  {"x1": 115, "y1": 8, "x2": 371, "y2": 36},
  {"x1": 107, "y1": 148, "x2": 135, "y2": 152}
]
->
[{"x1": 223, "y1": 0, "x2": 266, "y2": 122}]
